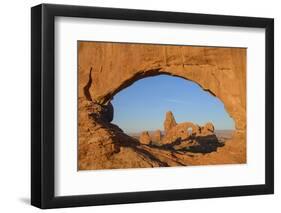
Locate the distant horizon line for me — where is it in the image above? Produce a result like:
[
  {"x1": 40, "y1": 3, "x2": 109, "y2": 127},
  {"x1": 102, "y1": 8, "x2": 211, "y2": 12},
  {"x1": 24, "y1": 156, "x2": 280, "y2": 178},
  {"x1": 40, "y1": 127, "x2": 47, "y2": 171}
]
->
[{"x1": 126, "y1": 129, "x2": 235, "y2": 134}]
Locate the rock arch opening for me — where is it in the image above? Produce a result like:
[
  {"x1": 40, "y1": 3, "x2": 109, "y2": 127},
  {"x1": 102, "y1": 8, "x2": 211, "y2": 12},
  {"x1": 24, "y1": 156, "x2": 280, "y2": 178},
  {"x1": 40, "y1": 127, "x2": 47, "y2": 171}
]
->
[
  {"x1": 109, "y1": 74, "x2": 235, "y2": 150},
  {"x1": 78, "y1": 42, "x2": 246, "y2": 170}
]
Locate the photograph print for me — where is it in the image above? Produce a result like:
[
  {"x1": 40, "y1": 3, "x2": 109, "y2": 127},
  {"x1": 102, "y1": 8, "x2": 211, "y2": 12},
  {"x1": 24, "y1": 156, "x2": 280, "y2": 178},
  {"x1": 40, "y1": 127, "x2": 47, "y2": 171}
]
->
[{"x1": 78, "y1": 41, "x2": 246, "y2": 171}]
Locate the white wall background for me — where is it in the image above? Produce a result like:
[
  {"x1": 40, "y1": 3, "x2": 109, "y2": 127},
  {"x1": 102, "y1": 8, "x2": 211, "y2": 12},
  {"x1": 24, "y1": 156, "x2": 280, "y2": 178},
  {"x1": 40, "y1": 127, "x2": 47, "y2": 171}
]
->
[{"x1": 0, "y1": 0, "x2": 279, "y2": 212}]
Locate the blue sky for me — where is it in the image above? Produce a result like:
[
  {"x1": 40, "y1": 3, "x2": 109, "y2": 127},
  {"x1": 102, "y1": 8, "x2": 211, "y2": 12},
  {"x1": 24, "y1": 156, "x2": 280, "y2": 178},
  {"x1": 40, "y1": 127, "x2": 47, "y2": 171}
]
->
[{"x1": 111, "y1": 75, "x2": 235, "y2": 133}]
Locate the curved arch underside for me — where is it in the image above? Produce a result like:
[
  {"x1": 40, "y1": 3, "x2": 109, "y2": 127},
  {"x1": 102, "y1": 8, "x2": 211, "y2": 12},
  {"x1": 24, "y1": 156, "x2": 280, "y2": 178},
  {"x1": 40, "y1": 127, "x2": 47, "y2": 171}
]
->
[
  {"x1": 78, "y1": 42, "x2": 247, "y2": 170},
  {"x1": 78, "y1": 42, "x2": 246, "y2": 134}
]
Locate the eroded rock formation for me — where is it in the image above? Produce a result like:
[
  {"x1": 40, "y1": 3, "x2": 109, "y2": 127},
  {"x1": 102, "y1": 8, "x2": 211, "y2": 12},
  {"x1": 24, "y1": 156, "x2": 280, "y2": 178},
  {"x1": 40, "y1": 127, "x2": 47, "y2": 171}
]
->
[
  {"x1": 78, "y1": 42, "x2": 246, "y2": 170},
  {"x1": 160, "y1": 111, "x2": 219, "y2": 153},
  {"x1": 201, "y1": 122, "x2": 215, "y2": 136},
  {"x1": 139, "y1": 131, "x2": 151, "y2": 145},
  {"x1": 78, "y1": 42, "x2": 246, "y2": 135},
  {"x1": 162, "y1": 122, "x2": 200, "y2": 145},
  {"x1": 151, "y1": 129, "x2": 162, "y2": 143},
  {"x1": 164, "y1": 111, "x2": 177, "y2": 132}
]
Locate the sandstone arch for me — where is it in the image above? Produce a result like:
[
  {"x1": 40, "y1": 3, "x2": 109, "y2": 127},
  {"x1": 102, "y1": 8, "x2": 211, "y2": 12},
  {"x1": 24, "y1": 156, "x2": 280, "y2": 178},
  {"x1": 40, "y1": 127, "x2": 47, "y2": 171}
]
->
[
  {"x1": 78, "y1": 42, "x2": 246, "y2": 136},
  {"x1": 162, "y1": 122, "x2": 200, "y2": 145}
]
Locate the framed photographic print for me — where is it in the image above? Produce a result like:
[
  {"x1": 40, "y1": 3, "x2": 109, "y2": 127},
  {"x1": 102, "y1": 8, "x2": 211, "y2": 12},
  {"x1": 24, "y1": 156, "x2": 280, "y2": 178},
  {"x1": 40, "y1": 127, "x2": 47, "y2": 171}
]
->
[{"x1": 31, "y1": 3, "x2": 274, "y2": 209}]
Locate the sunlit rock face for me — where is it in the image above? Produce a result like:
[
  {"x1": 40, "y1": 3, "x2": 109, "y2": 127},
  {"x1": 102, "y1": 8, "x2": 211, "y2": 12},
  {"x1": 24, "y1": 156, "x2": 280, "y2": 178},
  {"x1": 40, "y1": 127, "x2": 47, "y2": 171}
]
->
[
  {"x1": 78, "y1": 42, "x2": 246, "y2": 133},
  {"x1": 78, "y1": 42, "x2": 246, "y2": 170},
  {"x1": 139, "y1": 131, "x2": 151, "y2": 145},
  {"x1": 164, "y1": 111, "x2": 177, "y2": 133},
  {"x1": 151, "y1": 130, "x2": 162, "y2": 143},
  {"x1": 160, "y1": 111, "x2": 219, "y2": 152}
]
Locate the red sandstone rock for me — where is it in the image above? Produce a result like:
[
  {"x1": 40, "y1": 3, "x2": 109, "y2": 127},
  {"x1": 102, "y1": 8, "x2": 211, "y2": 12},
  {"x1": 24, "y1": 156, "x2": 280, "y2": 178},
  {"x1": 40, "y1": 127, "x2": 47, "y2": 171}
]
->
[
  {"x1": 151, "y1": 129, "x2": 162, "y2": 143},
  {"x1": 205, "y1": 122, "x2": 215, "y2": 132},
  {"x1": 164, "y1": 111, "x2": 177, "y2": 132},
  {"x1": 201, "y1": 122, "x2": 215, "y2": 136},
  {"x1": 78, "y1": 42, "x2": 247, "y2": 170},
  {"x1": 78, "y1": 42, "x2": 246, "y2": 134},
  {"x1": 139, "y1": 131, "x2": 151, "y2": 145},
  {"x1": 78, "y1": 98, "x2": 245, "y2": 170},
  {"x1": 162, "y1": 122, "x2": 196, "y2": 144}
]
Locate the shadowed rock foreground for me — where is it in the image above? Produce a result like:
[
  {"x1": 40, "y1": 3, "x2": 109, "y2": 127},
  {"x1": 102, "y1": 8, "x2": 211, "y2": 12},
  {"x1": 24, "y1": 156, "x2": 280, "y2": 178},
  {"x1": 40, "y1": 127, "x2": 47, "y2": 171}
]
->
[{"x1": 78, "y1": 99, "x2": 246, "y2": 170}]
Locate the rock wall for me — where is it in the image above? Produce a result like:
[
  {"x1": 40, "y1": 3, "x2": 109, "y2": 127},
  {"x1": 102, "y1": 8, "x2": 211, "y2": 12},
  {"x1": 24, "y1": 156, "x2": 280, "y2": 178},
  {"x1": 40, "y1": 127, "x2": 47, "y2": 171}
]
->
[{"x1": 78, "y1": 41, "x2": 246, "y2": 135}]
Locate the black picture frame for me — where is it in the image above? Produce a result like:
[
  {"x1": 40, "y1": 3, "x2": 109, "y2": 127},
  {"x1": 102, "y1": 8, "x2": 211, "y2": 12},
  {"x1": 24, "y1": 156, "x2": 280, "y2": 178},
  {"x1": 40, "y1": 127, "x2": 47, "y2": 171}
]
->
[{"x1": 31, "y1": 3, "x2": 274, "y2": 209}]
